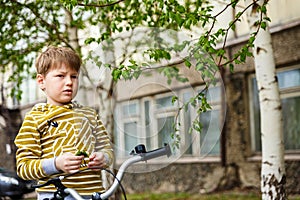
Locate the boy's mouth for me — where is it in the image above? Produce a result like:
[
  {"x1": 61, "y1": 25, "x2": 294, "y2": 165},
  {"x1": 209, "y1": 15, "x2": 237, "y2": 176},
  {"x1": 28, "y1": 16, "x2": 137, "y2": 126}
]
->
[{"x1": 63, "y1": 89, "x2": 73, "y2": 94}]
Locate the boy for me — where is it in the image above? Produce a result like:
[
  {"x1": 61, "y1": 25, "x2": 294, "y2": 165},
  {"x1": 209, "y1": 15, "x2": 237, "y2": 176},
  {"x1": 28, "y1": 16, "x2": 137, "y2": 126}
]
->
[{"x1": 14, "y1": 46, "x2": 114, "y2": 200}]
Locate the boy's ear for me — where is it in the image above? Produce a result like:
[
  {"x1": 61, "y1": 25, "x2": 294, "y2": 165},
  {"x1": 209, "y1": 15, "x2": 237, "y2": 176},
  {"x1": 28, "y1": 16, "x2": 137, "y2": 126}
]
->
[{"x1": 36, "y1": 74, "x2": 45, "y2": 90}]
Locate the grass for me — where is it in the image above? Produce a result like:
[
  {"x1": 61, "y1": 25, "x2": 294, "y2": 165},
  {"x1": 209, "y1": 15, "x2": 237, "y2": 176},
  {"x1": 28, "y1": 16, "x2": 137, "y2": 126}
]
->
[
  {"x1": 25, "y1": 191, "x2": 300, "y2": 200},
  {"x1": 124, "y1": 191, "x2": 300, "y2": 200},
  {"x1": 125, "y1": 192, "x2": 260, "y2": 200}
]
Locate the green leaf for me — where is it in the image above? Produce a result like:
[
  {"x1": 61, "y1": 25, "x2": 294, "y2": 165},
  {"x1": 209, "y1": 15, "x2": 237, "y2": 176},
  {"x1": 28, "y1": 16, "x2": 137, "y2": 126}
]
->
[
  {"x1": 75, "y1": 150, "x2": 89, "y2": 157},
  {"x1": 171, "y1": 96, "x2": 178, "y2": 104},
  {"x1": 184, "y1": 59, "x2": 192, "y2": 68},
  {"x1": 193, "y1": 120, "x2": 203, "y2": 133},
  {"x1": 261, "y1": 4, "x2": 267, "y2": 14},
  {"x1": 261, "y1": 21, "x2": 267, "y2": 30},
  {"x1": 229, "y1": 63, "x2": 234, "y2": 73},
  {"x1": 264, "y1": 17, "x2": 271, "y2": 22},
  {"x1": 84, "y1": 37, "x2": 96, "y2": 45},
  {"x1": 111, "y1": 69, "x2": 122, "y2": 81},
  {"x1": 104, "y1": 64, "x2": 111, "y2": 68}
]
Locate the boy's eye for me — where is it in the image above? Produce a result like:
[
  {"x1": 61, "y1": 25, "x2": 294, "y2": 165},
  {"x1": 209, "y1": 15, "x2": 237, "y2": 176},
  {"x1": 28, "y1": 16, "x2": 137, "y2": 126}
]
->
[{"x1": 72, "y1": 75, "x2": 78, "y2": 79}]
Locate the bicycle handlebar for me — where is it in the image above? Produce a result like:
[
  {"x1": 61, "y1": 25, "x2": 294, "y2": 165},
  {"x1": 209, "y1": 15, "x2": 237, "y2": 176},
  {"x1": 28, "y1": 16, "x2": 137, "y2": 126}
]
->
[
  {"x1": 32, "y1": 143, "x2": 172, "y2": 200},
  {"x1": 100, "y1": 143, "x2": 171, "y2": 199}
]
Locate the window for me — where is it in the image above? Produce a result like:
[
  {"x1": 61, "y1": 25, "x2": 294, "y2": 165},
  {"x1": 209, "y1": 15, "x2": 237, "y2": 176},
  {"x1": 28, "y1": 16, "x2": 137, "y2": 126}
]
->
[
  {"x1": 144, "y1": 100, "x2": 152, "y2": 148},
  {"x1": 182, "y1": 86, "x2": 222, "y2": 157},
  {"x1": 157, "y1": 116, "x2": 174, "y2": 146},
  {"x1": 154, "y1": 95, "x2": 178, "y2": 149},
  {"x1": 200, "y1": 109, "x2": 221, "y2": 155},
  {"x1": 114, "y1": 85, "x2": 223, "y2": 160},
  {"x1": 250, "y1": 67, "x2": 300, "y2": 152},
  {"x1": 182, "y1": 92, "x2": 193, "y2": 155},
  {"x1": 114, "y1": 101, "x2": 140, "y2": 156},
  {"x1": 198, "y1": 86, "x2": 222, "y2": 156}
]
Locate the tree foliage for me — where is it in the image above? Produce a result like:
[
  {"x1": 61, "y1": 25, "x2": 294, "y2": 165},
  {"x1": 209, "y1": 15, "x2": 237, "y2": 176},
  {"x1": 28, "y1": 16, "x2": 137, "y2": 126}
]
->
[{"x1": 0, "y1": 0, "x2": 270, "y2": 134}]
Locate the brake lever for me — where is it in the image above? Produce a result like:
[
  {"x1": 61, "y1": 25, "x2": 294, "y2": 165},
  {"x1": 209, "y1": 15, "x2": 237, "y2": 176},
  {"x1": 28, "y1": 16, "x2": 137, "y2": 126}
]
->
[{"x1": 32, "y1": 176, "x2": 70, "y2": 200}]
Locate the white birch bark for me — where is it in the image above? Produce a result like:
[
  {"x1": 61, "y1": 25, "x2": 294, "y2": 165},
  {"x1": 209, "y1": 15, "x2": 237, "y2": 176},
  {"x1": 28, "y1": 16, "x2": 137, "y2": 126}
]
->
[
  {"x1": 246, "y1": 1, "x2": 286, "y2": 199},
  {"x1": 65, "y1": 10, "x2": 80, "y2": 50}
]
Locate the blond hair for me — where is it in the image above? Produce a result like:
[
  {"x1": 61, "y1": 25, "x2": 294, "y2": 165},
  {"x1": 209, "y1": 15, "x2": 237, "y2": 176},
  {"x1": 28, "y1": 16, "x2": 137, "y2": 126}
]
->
[{"x1": 35, "y1": 46, "x2": 81, "y2": 75}]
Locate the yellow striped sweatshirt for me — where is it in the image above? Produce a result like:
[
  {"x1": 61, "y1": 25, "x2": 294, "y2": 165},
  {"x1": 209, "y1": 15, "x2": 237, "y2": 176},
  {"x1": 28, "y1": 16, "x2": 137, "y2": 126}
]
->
[{"x1": 14, "y1": 102, "x2": 114, "y2": 195}]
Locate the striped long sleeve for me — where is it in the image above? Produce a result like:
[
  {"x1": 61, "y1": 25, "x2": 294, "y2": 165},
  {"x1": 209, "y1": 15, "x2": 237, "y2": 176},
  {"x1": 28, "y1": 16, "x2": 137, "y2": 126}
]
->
[
  {"x1": 15, "y1": 114, "x2": 48, "y2": 180},
  {"x1": 14, "y1": 102, "x2": 114, "y2": 195}
]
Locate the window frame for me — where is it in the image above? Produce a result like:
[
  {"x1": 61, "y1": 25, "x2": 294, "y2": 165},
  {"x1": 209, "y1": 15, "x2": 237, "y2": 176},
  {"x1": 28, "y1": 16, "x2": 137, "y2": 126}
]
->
[
  {"x1": 248, "y1": 65, "x2": 300, "y2": 154},
  {"x1": 114, "y1": 84, "x2": 223, "y2": 163}
]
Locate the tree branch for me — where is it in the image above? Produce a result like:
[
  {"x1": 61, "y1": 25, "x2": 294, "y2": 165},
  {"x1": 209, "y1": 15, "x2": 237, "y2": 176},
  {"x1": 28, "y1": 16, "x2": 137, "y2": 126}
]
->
[{"x1": 77, "y1": 0, "x2": 125, "y2": 8}]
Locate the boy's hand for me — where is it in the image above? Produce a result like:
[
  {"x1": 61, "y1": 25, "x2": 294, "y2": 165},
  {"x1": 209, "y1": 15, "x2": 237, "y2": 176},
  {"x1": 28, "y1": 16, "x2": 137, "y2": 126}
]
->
[
  {"x1": 88, "y1": 152, "x2": 107, "y2": 170},
  {"x1": 55, "y1": 152, "x2": 84, "y2": 174}
]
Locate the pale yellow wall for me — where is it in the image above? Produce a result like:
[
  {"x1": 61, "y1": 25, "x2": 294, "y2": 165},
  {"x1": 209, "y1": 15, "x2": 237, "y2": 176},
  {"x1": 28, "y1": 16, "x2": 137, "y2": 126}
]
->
[
  {"x1": 268, "y1": 0, "x2": 300, "y2": 25},
  {"x1": 208, "y1": 0, "x2": 300, "y2": 39}
]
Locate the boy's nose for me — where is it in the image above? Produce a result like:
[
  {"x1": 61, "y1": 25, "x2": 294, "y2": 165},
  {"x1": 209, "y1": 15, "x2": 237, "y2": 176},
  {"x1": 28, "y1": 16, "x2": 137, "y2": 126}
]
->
[{"x1": 66, "y1": 76, "x2": 73, "y2": 85}]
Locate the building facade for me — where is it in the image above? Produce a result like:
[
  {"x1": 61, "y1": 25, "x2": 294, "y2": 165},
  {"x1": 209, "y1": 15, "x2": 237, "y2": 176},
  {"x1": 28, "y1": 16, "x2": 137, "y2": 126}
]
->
[{"x1": 112, "y1": 22, "x2": 300, "y2": 194}]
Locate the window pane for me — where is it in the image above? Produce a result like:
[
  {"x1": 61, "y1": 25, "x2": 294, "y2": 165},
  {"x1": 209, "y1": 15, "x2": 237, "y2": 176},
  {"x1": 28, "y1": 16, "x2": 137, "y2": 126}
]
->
[
  {"x1": 183, "y1": 92, "x2": 193, "y2": 155},
  {"x1": 157, "y1": 116, "x2": 174, "y2": 147},
  {"x1": 278, "y1": 69, "x2": 300, "y2": 89},
  {"x1": 200, "y1": 110, "x2": 221, "y2": 155},
  {"x1": 144, "y1": 100, "x2": 152, "y2": 148},
  {"x1": 124, "y1": 122, "x2": 138, "y2": 153},
  {"x1": 123, "y1": 103, "x2": 137, "y2": 117},
  {"x1": 206, "y1": 86, "x2": 221, "y2": 103},
  {"x1": 252, "y1": 78, "x2": 262, "y2": 151},
  {"x1": 156, "y1": 96, "x2": 173, "y2": 109},
  {"x1": 282, "y1": 96, "x2": 300, "y2": 150}
]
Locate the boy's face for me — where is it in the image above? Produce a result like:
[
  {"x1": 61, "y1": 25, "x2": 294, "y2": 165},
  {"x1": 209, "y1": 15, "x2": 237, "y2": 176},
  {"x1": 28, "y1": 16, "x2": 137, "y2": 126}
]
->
[{"x1": 37, "y1": 62, "x2": 79, "y2": 106}]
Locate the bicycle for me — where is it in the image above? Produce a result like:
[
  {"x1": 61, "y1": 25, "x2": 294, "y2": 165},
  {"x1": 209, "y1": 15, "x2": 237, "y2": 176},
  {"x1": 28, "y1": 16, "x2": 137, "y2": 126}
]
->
[{"x1": 32, "y1": 143, "x2": 172, "y2": 200}]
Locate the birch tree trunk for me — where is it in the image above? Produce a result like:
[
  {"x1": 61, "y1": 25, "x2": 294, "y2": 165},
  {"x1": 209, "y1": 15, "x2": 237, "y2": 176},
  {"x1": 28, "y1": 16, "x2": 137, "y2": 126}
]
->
[
  {"x1": 246, "y1": 1, "x2": 286, "y2": 199},
  {"x1": 65, "y1": 10, "x2": 80, "y2": 51}
]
